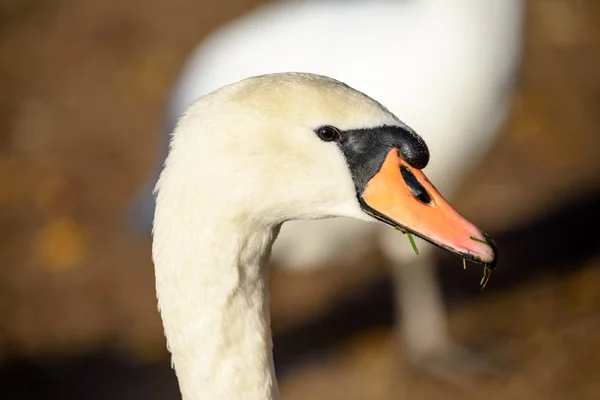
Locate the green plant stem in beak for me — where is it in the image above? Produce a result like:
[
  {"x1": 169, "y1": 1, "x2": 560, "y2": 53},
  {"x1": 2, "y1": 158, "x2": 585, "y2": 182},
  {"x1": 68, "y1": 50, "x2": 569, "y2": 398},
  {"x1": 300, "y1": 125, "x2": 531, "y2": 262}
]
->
[{"x1": 406, "y1": 232, "x2": 419, "y2": 255}]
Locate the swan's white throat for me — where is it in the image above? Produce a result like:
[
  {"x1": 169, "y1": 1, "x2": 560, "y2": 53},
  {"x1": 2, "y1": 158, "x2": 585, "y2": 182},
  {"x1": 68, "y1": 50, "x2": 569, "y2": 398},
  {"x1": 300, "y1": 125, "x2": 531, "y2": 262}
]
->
[{"x1": 155, "y1": 215, "x2": 279, "y2": 399}]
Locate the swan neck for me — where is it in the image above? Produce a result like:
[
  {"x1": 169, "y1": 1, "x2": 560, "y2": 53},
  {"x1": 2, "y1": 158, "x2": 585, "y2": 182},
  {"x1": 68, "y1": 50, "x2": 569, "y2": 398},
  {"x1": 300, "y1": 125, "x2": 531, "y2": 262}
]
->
[{"x1": 153, "y1": 217, "x2": 279, "y2": 400}]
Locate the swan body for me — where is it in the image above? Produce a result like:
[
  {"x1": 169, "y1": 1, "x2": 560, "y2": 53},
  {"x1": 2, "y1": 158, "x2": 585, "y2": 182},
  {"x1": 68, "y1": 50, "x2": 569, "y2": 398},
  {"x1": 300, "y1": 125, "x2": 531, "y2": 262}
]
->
[
  {"x1": 135, "y1": 0, "x2": 524, "y2": 370},
  {"x1": 153, "y1": 73, "x2": 496, "y2": 399}
]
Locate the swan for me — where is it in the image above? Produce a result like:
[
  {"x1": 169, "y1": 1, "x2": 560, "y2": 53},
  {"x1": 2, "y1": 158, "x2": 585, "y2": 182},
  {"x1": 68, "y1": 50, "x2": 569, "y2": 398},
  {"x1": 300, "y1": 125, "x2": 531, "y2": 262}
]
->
[
  {"x1": 153, "y1": 72, "x2": 497, "y2": 400},
  {"x1": 132, "y1": 0, "x2": 524, "y2": 374}
]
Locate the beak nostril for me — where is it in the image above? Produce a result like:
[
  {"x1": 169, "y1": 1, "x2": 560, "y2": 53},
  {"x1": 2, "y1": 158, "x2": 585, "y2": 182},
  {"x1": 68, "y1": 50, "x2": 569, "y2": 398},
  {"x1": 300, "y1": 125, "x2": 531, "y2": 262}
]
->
[
  {"x1": 400, "y1": 165, "x2": 432, "y2": 205},
  {"x1": 400, "y1": 165, "x2": 431, "y2": 206}
]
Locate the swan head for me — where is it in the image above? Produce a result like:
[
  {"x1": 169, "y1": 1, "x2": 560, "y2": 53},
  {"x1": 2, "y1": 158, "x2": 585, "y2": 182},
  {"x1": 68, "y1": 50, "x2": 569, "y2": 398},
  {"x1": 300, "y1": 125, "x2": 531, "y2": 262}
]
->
[{"x1": 156, "y1": 73, "x2": 496, "y2": 267}]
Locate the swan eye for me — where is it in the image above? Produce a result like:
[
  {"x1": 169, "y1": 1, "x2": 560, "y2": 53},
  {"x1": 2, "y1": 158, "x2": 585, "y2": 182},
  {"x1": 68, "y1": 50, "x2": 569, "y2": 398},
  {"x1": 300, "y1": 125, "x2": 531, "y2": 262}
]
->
[{"x1": 316, "y1": 125, "x2": 341, "y2": 142}]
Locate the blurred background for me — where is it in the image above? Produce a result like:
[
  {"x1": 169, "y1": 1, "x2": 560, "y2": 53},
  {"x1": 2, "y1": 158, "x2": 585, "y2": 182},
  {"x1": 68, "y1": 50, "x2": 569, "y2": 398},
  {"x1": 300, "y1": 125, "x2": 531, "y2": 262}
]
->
[{"x1": 0, "y1": 0, "x2": 599, "y2": 399}]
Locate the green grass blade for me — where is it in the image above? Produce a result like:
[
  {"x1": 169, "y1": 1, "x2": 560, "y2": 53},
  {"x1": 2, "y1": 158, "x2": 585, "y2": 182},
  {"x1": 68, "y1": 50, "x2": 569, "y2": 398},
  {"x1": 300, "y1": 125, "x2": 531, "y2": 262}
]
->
[
  {"x1": 480, "y1": 264, "x2": 492, "y2": 290},
  {"x1": 406, "y1": 233, "x2": 419, "y2": 255}
]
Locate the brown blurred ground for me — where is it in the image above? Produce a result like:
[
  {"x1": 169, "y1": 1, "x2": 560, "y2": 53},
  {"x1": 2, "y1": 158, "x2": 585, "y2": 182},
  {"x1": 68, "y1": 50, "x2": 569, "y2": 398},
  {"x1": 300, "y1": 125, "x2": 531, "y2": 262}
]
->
[{"x1": 0, "y1": 0, "x2": 599, "y2": 398}]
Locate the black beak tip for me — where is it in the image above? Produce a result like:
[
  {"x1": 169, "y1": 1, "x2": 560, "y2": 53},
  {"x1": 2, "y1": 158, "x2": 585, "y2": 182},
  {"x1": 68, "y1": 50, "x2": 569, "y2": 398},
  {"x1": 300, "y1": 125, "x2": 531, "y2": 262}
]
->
[{"x1": 483, "y1": 232, "x2": 498, "y2": 269}]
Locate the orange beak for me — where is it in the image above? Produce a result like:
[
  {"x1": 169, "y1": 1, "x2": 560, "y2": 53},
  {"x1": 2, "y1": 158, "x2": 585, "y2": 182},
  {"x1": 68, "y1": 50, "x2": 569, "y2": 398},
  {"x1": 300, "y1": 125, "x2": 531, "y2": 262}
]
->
[{"x1": 360, "y1": 148, "x2": 497, "y2": 267}]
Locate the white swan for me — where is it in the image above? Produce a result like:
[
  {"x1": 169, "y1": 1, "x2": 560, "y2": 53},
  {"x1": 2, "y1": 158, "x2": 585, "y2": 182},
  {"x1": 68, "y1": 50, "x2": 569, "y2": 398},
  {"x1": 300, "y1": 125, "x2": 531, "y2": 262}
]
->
[
  {"x1": 131, "y1": 0, "x2": 524, "y2": 372},
  {"x1": 153, "y1": 72, "x2": 497, "y2": 400}
]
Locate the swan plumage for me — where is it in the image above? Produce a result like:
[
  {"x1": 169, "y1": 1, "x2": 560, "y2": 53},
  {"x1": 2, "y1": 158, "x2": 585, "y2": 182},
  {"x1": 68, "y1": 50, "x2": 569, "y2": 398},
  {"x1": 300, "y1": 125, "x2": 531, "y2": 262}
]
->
[
  {"x1": 134, "y1": 0, "x2": 524, "y2": 373},
  {"x1": 153, "y1": 72, "x2": 497, "y2": 399}
]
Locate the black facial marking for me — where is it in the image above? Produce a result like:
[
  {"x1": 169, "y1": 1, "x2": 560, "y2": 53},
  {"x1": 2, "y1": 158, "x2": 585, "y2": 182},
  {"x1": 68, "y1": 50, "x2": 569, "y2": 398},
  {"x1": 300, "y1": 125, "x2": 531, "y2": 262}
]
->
[
  {"x1": 400, "y1": 165, "x2": 432, "y2": 205},
  {"x1": 336, "y1": 125, "x2": 429, "y2": 195},
  {"x1": 329, "y1": 124, "x2": 496, "y2": 268}
]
